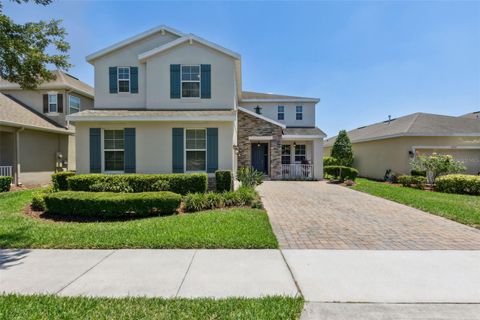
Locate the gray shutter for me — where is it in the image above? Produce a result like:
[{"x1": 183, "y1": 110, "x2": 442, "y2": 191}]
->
[
  {"x1": 170, "y1": 64, "x2": 181, "y2": 99},
  {"x1": 43, "y1": 94, "x2": 48, "y2": 113},
  {"x1": 207, "y1": 128, "x2": 218, "y2": 173},
  {"x1": 124, "y1": 128, "x2": 136, "y2": 173},
  {"x1": 201, "y1": 64, "x2": 211, "y2": 99},
  {"x1": 130, "y1": 67, "x2": 138, "y2": 94},
  {"x1": 172, "y1": 128, "x2": 184, "y2": 173},
  {"x1": 57, "y1": 94, "x2": 63, "y2": 113},
  {"x1": 109, "y1": 67, "x2": 117, "y2": 93},
  {"x1": 89, "y1": 128, "x2": 101, "y2": 173}
]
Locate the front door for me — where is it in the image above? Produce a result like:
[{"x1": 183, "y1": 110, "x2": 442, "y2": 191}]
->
[{"x1": 251, "y1": 143, "x2": 268, "y2": 175}]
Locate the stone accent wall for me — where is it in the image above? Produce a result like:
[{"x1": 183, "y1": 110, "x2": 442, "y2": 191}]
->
[{"x1": 237, "y1": 110, "x2": 283, "y2": 178}]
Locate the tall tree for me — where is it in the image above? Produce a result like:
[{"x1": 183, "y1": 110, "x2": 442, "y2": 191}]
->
[
  {"x1": 0, "y1": 0, "x2": 71, "y2": 89},
  {"x1": 331, "y1": 130, "x2": 354, "y2": 167}
]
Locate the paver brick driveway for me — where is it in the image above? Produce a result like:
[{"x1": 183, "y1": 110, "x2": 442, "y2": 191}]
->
[{"x1": 258, "y1": 181, "x2": 480, "y2": 250}]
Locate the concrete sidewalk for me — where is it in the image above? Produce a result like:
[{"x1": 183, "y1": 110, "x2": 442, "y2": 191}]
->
[{"x1": 0, "y1": 249, "x2": 298, "y2": 298}]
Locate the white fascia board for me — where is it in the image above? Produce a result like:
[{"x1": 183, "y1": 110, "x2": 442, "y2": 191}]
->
[
  {"x1": 237, "y1": 107, "x2": 286, "y2": 128},
  {"x1": 66, "y1": 115, "x2": 236, "y2": 122},
  {"x1": 240, "y1": 98, "x2": 320, "y2": 103},
  {"x1": 138, "y1": 34, "x2": 241, "y2": 62},
  {"x1": 282, "y1": 135, "x2": 325, "y2": 140},
  {"x1": 86, "y1": 25, "x2": 184, "y2": 63},
  {"x1": 412, "y1": 145, "x2": 480, "y2": 150},
  {"x1": 0, "y1": 121, "x2": 72, "y2": 135}
]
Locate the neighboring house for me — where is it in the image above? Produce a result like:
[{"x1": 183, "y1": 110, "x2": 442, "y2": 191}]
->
[
  {"x1": 68, "y1": 25, "x2": 325, "y2": 180},
  {"x1": 324, "y1": 112, "x2": 480, "y2": 179},
  {"x1": 0, "y1": 71, "x2": 94, "y2": 184}
]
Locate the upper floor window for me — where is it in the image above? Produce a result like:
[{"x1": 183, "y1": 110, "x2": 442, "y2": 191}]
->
[
  {"x1": 104, "y1": 129, "x2": 124, "y2": 172},
  {"x1": 68, "y1": 95, "x2": 80, "y2": 114},
  {"x1": 185, "y1": 129, "x2": 206, "y2": 171},
  {"x1": 278, "y1": 106, "x2": 285, "y2": 120},
  {"x1": 117, "y1": 67, "x2": 130, "y2": 93},
  {"x1": 296, "y1": 106, "x2": 303, "y2": 120},
  {"x1": 48, "y1": 94, "x2": 58, "y2": 113},
  {"x1": 181, "y1": 65, "x2": 200, "y2": 98}
]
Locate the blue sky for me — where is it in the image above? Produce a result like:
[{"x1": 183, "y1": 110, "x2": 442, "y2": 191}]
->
[{"x1": 5, "y1": 1, "x2": 480, "y2": 137}]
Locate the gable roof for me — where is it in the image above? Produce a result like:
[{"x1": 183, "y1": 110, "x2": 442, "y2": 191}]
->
[
  {"x1": 283, "y1": 127, "x2": 326, "y2": 138},
  {"x1": 240, "y1": 91, "x2": 319, "y2": 103},
  {"x1": 138, "y1": 34, "x2": 241, "y2": 62},
  {"x1": 0, "y1": 93, "x2": 72, "y2": 134},
  {"x1": 86, "y1": 25, "x2": 184, "y2": 62},
  {"x1": 325, "y1": 112, "x2": 480, "y2": 146},
  {"x1": 0, "y1": 70, "x2": 94, "y2": 98},
  {"x1": 238, "y1": 107, "x2": 286, "y2": 128}
]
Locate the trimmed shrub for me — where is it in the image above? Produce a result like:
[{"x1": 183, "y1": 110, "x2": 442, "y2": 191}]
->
[
  {"x1": 0, "y1": 176, "x2": 12, "y2": 192},
  {"x1": 323, "y1": 156, "x2": 338, "y2": 167},
  {"x1": 51, "y1": 171, "x2": 75, "y2": 191},
  {"x1": 410, "y1": 170, "x2": 427, "y2": 177},
  {"x1": 323, "y1": 166, "x2": 359, "y2": 181},
  {"x1": 31, "y1": 186, "x2": 54, "y2": 211},
  {"x1": 151, "y1": 180, "x2": 170, "y2": 191},
  {"x1": 331, "y1": 130, "x2": 354, "y2": 167},
  {"x1": 183, "y1": 186, "x2": 258, "y2": 212},
  {"x1": 44, "y1": 191, "x2": 182, "y2": 217},
  {"x1": 67, "y1": 173, "x2": 208, "y2": 195},
  {"x1": 89, "y1": 181, "x2": 134, "y2": 193},
  {"x1": 398, "y1": 175, "x2": 426, "y2": 189},
  {"x1": 215, "y1": 170, "x2": 233, "y2": 192},
  {"x1": 237, "y1": 167, "x2": 263, "y2": 187},
  {"x1": 436, "y1": 174, "x2": 480, "y2": 195}
]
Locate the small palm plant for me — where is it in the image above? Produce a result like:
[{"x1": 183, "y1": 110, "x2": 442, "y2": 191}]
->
[{"x1": 236, "y1": 167, "x2": 264, "y2": 188}]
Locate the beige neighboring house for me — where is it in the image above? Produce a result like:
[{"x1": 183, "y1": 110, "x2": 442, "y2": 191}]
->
[
  {"x1": 68, "y1": 25, "x2": 325, "y2": 180},
  {"x1": 0, "y1": 71, "x2": 94, "y2": 185},
  {"x1": 324, "y1": 112, "x2": 480, "y2": 180}
]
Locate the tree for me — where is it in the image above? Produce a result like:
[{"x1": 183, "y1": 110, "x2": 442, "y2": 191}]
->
[
  {"x1": 331, "y1": 130, "x2": 354, "y2": 167},
  {"x1": 410, "y1": 153, "x2": 465, "y2": 185},
  {"x1": 0, "y1": 0, "x2": 71, "y2": 89}
]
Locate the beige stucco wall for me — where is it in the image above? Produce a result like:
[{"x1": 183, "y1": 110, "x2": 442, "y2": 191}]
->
[
  {"x1": 238, "y1": 102, "x2": 316, "y2": 127},
  {"x1": 324, "y1": 136, "x2": 480, "y2": 179},
  {"x1": 75, "y1": 121, "x2": 235, "y2": 174},
  {"x1": 3, "y1": 90, "x2": 93, "y2": 128},
  {"x1": 145, "y1": 41, "x2": 236, "y2": 109},
  {"x1": 92, "y1": 31, "x2": 178, "y2": 109}
]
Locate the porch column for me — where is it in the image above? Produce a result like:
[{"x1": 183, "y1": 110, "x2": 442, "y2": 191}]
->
[
  {"x1": 13, "y1": 128, "x2": 23, "y2": 185},
  {"x1": 313, "y1": 138, "x2": 324, "y2": 180}
]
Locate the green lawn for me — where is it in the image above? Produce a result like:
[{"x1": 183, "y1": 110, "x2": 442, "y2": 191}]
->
[
  {"x1": 351, "y1": 178, "x2": 480, "y2": 228},
  {"x1": 0, "y1": 189, "x2": 278, "y2": 249},
  {"x1": 0, "y1": 295, "x2": 304, "y2": 320}
]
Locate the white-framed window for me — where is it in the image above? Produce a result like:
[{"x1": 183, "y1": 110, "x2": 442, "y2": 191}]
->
[
  {"x1": 68, "y1": 95, "x2": 81, "y2": 114},
  {"x1": 185, "y1": 128, "x2": 206, "y2": 171},
  {"x1": 281, "y1": 145, "x2": 291, "y2": 164},
  {"x1": 104, "y1": 129, "x2": 124, "y2": 172},
  {"x1": 296, "y1": 106, "x2": 303, "y2": 120},
  {"x1": 48, "y1": 94, "x2": 58, "y2": 113},
  {"x1": 181, "y1": 65, "x2": 200, "y2": 98},
  {"x1": 117, "y1": 67, "x2": 130, "y2": 93},
  {"x1": 278, "y1": 106, "x2": 285, "y2": 120},
  {"x1": 295, "y1": 144, "x2": 306, "y2": 163}
]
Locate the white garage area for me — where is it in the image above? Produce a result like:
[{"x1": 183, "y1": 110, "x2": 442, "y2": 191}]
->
[{"x1": 415, "y1": 147, "x2": 480, "y2": 175}]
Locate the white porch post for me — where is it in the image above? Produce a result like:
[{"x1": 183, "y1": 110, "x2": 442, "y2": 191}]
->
[{"x1": 313, "y1": 138, "x2": 324, "y2": 180}]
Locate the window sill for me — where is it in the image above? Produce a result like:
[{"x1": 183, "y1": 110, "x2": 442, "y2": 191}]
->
[{"x1": 46, "y1": 112, "x2": 60, "y2": 116}]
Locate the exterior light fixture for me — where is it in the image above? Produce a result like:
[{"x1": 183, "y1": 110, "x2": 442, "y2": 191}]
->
[
  {"x1": 254, "y1": 105, "x2": 262, "y2": 115},
  {"x1": 293, "y1": 142, "x2": 297, "y2": 148},
  {"x1": 232, "y1": 145, "x2": 239, "y2": 155}
]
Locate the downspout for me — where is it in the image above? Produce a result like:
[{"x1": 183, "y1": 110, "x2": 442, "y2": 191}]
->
[{"x1": 14, "y1": 127, "x2": 24, "y2": 185}]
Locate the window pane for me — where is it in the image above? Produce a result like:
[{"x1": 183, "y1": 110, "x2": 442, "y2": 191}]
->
[
  {"x1": 104, "y1": 130, "x2": 114, "y2": 139},
  {"x1": 119, "y1": 80, "x2": 130, "y2": 92},
  {"x1": 296, "y1": 106, "x2": 302, "y2": 112},
  {"x1": 278, "y1": 113, "x2": 284, "y2": 120},
  {"x1": 186, "y1": 130, "x2": 195, "y2": 139},
  {"x1": 186, "y1": 151, "x2": 206, "y2": 171},
  {"x1": 182, "y1": 65, "x2": 200, "y2": 81},
  {"x1": 182, "y1": 82, "x2": 200, "y2": 98},
  {"x1": 282, "y1": 145, "x2": 291, "y2": 155},
  {"x1": 49, "y1": 104, "x2": 57, "y2": 113},
  {"x1": 118, "y1": 67, "x2": 130, "y2": 80},
  {"x1": 186, "y1": 140, "x2": 196, "y2": 149},
  {"x1": 104, "y1": 151, "x2": 124, "y2": 171},
  {"x1": 278, "y1": 106, "x2": 284, "y2": 112},
  {"x1": 104, "y1": 140, "x2": 115, "y2": 149},
  {"x1": 48, "y1": 94, "x2": 57, "y2": 104}
]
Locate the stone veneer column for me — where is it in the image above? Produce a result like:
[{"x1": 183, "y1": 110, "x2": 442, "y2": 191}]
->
[{"x1": 237, "y1": 110, "x2": 283, "y2": 179}]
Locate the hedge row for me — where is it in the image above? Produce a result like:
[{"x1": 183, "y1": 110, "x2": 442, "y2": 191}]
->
[
  {"x1": 0, "y1": 176, "x2": 12, "y2": 192},
  {"x1": 215, "y1": 170, "x2": 233, "y2": 192},
  {"x1": 398, "y1": 175, "x2": 426, "y2": 189},
  {"x1": 183, "y1": 187, "x2": 259, "y2": 212},
  {"x1": 436, "y1": 174, "x2": 480, "y2": 195},
  {"x1": 324, "y1": 166, "x2": 359, "y2": 181},
  {"x1": 52, "y1": 171, "x2": 75, "y2": 191},
  {"x1": 44, "y1": 191, "x2": 182, "y2": 217},
  {"x1": 67, "y1": 173, "x2": 208, "y2": 195}
]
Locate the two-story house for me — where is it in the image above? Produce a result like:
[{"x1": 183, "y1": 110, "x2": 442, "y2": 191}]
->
[
  {"x1": 0, "y1": 71, "x2": 94, "y2": 184},
  {"x1": 68, "y1": 25, "x2": 325, "y2": 180}
]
